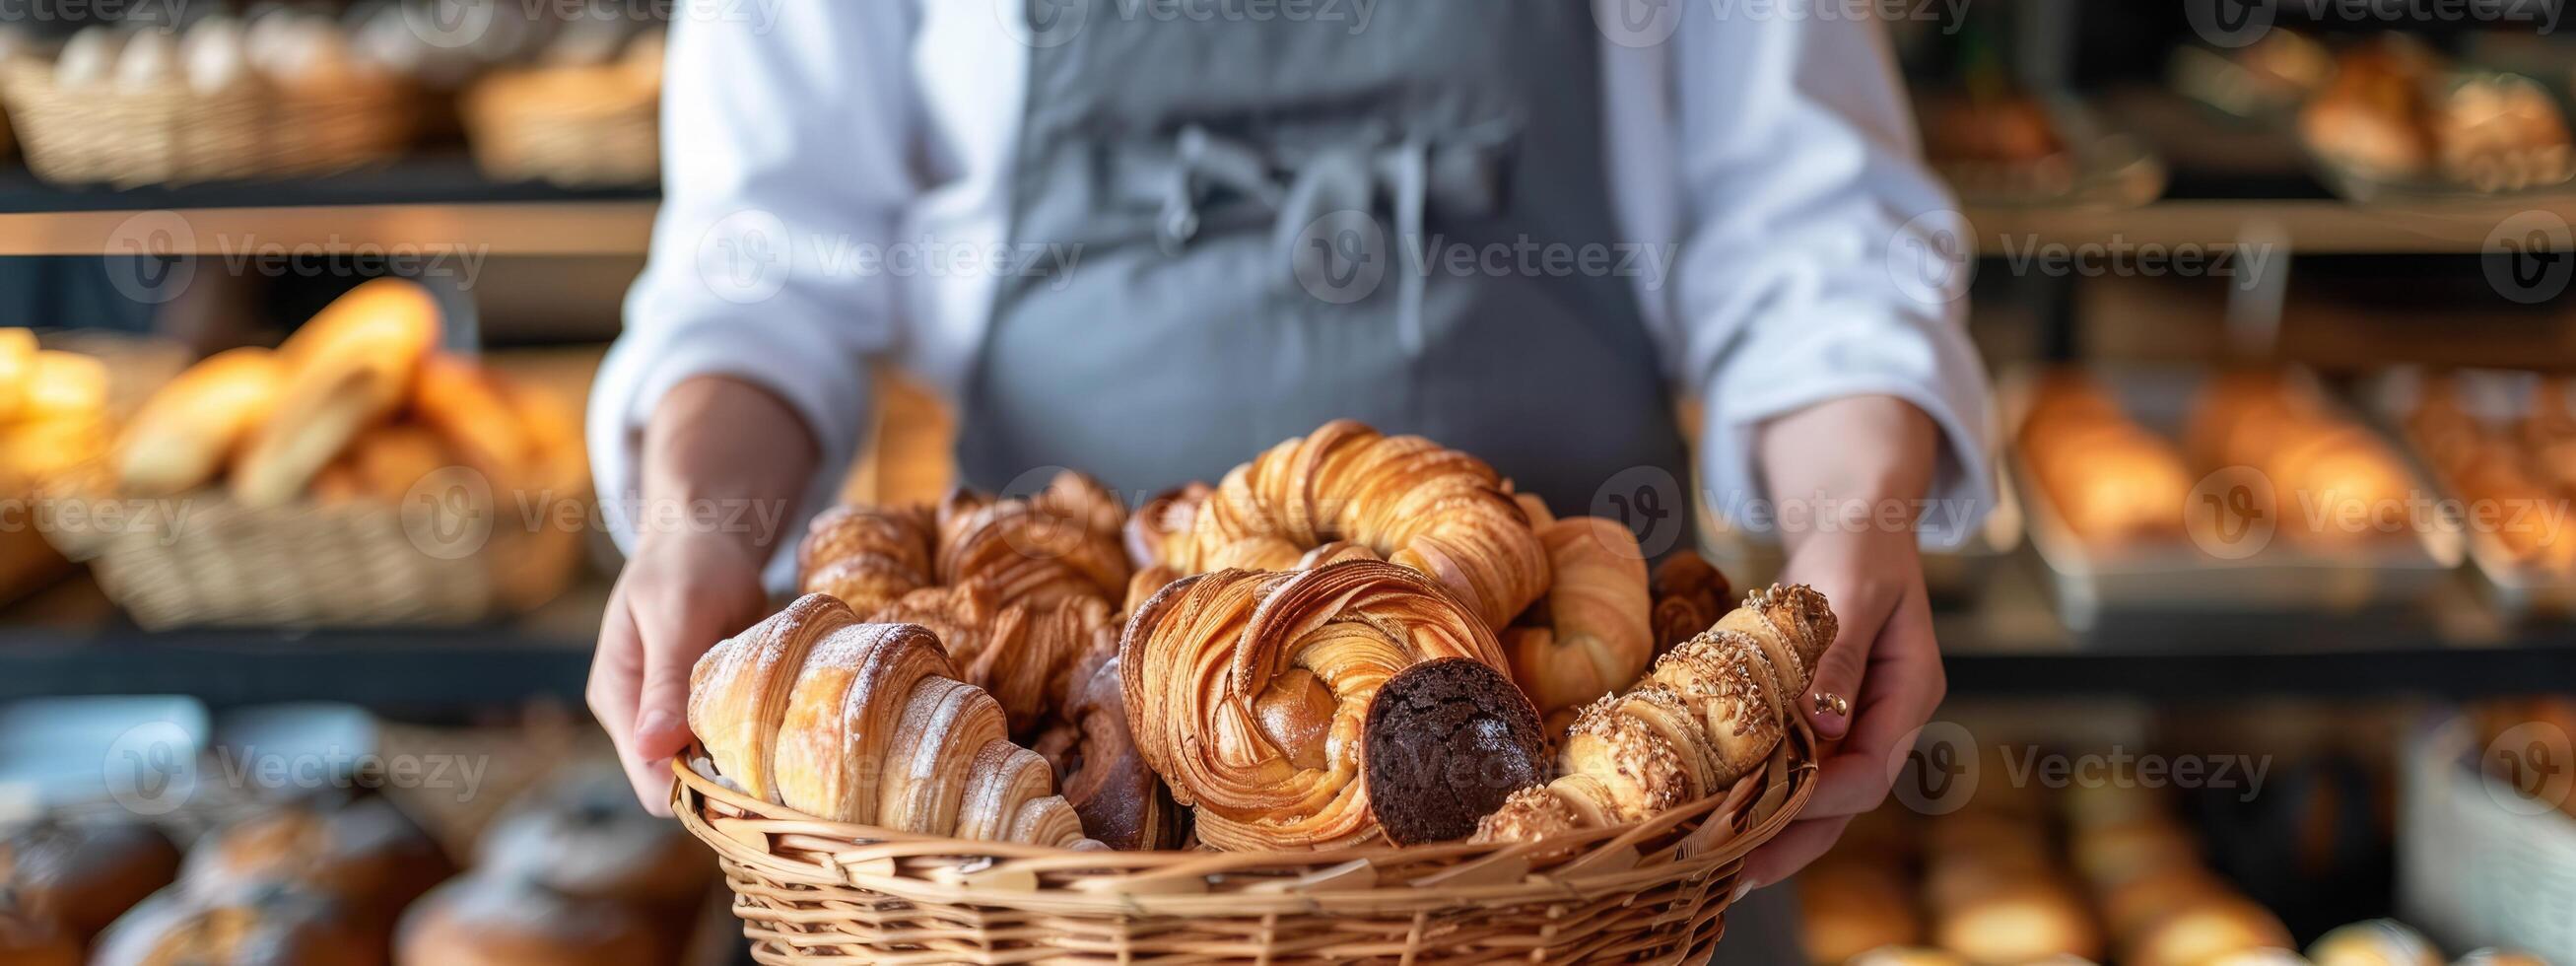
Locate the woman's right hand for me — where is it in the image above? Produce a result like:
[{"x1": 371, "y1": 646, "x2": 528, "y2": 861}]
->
[{"x1": 589, "y1": 376, "x2": 819, "y2": 813}]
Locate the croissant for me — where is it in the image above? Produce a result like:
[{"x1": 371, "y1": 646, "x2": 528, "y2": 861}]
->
[
  {"x1": 1119, "y1": 561, "x2": 1515, "y2": 850},
  {"x1": 112, "y1": 346, "x2": 285, "y2": 496},
  {"x1": 1475, "y1": 585, "x2": 1836, "y2": 842},
  {"x1": 1128, "y1": 420, "x2": 1549, "y2": 630},
  {"x1": 1031, "y1": 641, "x2": 1188, "y2": 851},
  {"x1": 686, "y1": 594, "x2": 1093, "y2": 848},
  {"x1": 867, "y1": 580, "x2": 1116, "y2": 734},
  {"x1": 1501, "y1": 516, "x2": 1654, "y2": 714},
  {"x1": 233, "y1": 278, "x2": 441, "y2": 508}
]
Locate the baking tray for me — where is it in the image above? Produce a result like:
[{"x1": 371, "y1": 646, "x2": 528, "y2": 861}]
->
[
  {"x1": 1927, "y1": 93, "x2": 2169, "y2": 210},
  {"x1": 2004, "y1": 365, "x2": 2463, "y2": 634},
  {"x1": 2302, "y1": 72, "x2": 2576, "y2": 204},
  {"x1": 2366, "y1": 368, "x2": 2576, "y2": 621}
]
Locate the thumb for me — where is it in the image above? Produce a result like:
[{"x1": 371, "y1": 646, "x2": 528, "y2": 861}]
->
[
  {"x1": 633, "y1": 595, "x2": 730, "y2": 775},
  {"x1": 1803, "y1": 610, "x2": 1872, "y2": 741}
]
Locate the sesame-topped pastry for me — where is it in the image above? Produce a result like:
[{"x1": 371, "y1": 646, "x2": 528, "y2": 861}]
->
[{"x1": 1474, "y1": 584, "x2": 1834, "y2": 844}]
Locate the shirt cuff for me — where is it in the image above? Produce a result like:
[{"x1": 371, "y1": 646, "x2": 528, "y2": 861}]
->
[
  {"x1": 585, "y1": 320, "x2": 870, "y2": 592},
  {"x1": 1698, "y1": 333, "x2": 1997, "y2": 551}
]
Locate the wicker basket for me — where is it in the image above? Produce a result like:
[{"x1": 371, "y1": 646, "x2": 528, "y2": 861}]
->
[
  {"x1": 0, "y1": 59, "x2": 413, "y2": 186},
  {"x1": 674, "y1": 724, "x2": 1816, "y2": 964},
  {"x1": 40, "y1": 486, "x2": 582, "y2": 629},
  {"x1": 461, "y1": 70, "x2": 658, "y2": 187}
]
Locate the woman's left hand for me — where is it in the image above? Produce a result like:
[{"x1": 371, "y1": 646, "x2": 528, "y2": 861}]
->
[{"x1": 1738, "y1": 527, "x2": 1943, "y2": 889}]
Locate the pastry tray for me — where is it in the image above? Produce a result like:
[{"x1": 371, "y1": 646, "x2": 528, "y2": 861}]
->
[
  {"x1": 2301, "y1": 72, "x2": 2576, "y2": 204},
  {"x1": 1930, "y1": 94, "x2": 2169, "y2": 210},
  {"x1": 2365, "y1": 368, "x2": 2576, "y2": 621},
  {"x1": 2004, "y1": 365, "x2": 2463, "y2": 634}
]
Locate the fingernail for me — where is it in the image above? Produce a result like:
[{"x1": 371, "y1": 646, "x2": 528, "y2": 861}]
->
[{"x1": 1731, "y1": 880, "x2": 1757, "y2": 902}]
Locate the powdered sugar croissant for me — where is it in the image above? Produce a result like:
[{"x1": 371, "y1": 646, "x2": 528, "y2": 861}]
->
[
  {"x1": 1126, "y1": 421, "x2": 1548, "y2": 630},
  {"x1": 687, "y1": 594, "x2": 1093, "y2": 848},
  {"x1": 1475, "y1": 585, "x2": 1835, "y2": 843}
]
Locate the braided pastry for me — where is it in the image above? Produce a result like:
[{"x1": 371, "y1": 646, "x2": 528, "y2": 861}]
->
[
  {"x1": 1128, "y1": 421, "x2": 1548, "y2": 629},
  {"x1": 686, "y1": 594, "x2": 1094, "y2": 848},
  {"x1": 1475, "y1": 585, "x2": 1836, "y2": 843},
  {"x1": 1119, "y1": 561, "x2": 1514, "y2": 850}
]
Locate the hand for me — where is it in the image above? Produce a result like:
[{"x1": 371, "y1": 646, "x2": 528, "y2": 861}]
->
[
  {"x1": 588, "y1": 527, "x2": 771, "y2": 814},
  {"x1": 1739, "y1": 528, "x2": 1944, "y2": 890}
]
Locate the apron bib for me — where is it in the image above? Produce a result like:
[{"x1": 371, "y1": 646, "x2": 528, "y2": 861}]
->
[{"x1": 961, "y1": 0, "x2": 1689, "y2": 523}]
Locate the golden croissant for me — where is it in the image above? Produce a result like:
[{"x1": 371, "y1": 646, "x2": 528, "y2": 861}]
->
[
  {"x1": 1499, "y1": 495, "x2": 1654, "y2": 714},
  {"x1": 687, "y1": 594, "x2": 1093, "y2": 848},
  {"x1": 1475, "y1": 585, "x2": 1836, "y2": 842},
  {"x1": 1119, "y1": 560, "x2": 1511, "y2": 851},
  {"x1": 1127, "y1": 420, "x2": 1549, "y2": 630},
  {"x1": 867, "y1": 580, "x2": 1117, "y2": 735}
]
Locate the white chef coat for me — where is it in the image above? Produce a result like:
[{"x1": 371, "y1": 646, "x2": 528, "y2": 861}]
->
[{"x1": 587, "y1": 0, "x2": 1997, "y2": 587}]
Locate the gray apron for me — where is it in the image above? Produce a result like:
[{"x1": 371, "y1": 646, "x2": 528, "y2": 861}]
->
[
  {"x1": 967, "y1": 15, "x2": 1792, "y2": 959},
  {"x1": 961, "y1": 0, "x2": 1690, "y2": 525}
]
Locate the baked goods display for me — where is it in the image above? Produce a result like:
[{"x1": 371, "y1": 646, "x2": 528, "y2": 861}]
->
[
  {"x1": 461, "y1": 28, "x2": 662, "y2": 186},
  {"x1": 0, "y1": 11, "x2": 414, "y2": 185},
  {"x1": 0, "y1": 329, "x2": 112, "y2": 604},
  {"x1": 2019, "y1": 371, "x2": 2196, "y2": 549},
  {"x1": 92, "y1": 883, "x2": 377, "y2": 966},
  {"x1": 2405, "y1": 375, "x2": 2576, "y2": 578},
  {"x1": 2300, "y1": 36, "x2": 2573, "y2": 193},
  {"x1": 687, "y1": 593, "x2": 1098, "y2": 848},
  {"x1": 1474, "y1": 584, "x2": 1832, "y2": 843},
  {"x1": 177, "y1": 796, "x2": 452, "y2": 946},
  {"x1": 2187, "y1": 371, "x2": 2414, "y2": 550},
  {"x1": 0, "y1": 819, "x2": 181, "y2": 943},
  {"x1": 394, "y1": 872, "x2": 658, "y2": 966}
]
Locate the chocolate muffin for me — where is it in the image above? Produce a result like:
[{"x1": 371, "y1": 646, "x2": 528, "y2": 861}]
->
[{"x1": 1362, "y1": 658, "x2": 1548, "y2": 845}]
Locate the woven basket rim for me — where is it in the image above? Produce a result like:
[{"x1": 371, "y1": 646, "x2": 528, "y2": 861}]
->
[{"x1": 673, "y1": 721, "x2": 1816, "y2": 912}]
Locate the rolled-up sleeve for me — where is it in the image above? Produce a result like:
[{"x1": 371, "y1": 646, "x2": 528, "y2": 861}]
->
[
  {"x1": 1662, "y1": 8, "x2": 1996, "y2": 548},
  {"x1": 585, "y1": 3, "x2": 920, "y2": 586}
]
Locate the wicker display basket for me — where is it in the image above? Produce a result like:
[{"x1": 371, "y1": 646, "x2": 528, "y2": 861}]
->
[
  {"x1": 0, "y1": 59, "x2": 413, "y2": 186},
  {"x1": 40, "y1": 484, "x2": 582, "y2": 629},
  {"x1": 674, "y1": 723, "x2": 1816, "y2": 964},
  {"x1": 461, "y1": 71, "x2": 658, "y2": 187}
]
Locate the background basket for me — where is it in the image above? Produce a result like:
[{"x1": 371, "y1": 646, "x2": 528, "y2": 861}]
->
[
  {"x1": 461, "y1": 74, "x2": 658, "y2": 187},
  {"x1": 674, "y1": 724, "x2": 1816, "y2": 964},
  {"x1": 2398, "y1": 715, "x2": 2576, "y2": 963},
  {"x1": 0, "y1": 59, "x2": 413, "y2": 186},
  {"x1": 40, "y1": 486, "x2": 581, "y2": 629}
]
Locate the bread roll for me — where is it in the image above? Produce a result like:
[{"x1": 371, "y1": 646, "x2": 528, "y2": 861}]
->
[
  {"x1": 411, "y1": 354, "x2": 532, "y2": 484},
  {"x1": 114, "y1": 347, "x2": 286, "y2": 495},
  {"x1": 0, "y1": 820, "x2": 181, "y2": 942},
  {"x1": 1931, "y1": 878, "x2": 2105, "y2": 965},
  {"x1": 395, "y1": 873, "x2": 657, "y2": 966},
  {"x1": 179, "y1": 797, "x2": 451, "y2": 942},
  {"x1": 2126, "y1": 896, "x2": 2293, "y2": 966},
  {"x1": 2308, "y1": 920, "x2": 2442, "y2": 966},
  {"x1": 2071, "y1": 816, "x2": 2201, "y2": 889},
  {"x1": 92, "y1": 884, "x2": 376, "y2": 966},
  {"x1": 0, "y1": 327, "x2": 34, "y2": 423},
  {"x1": 20, "y1": 350, "x2": 106, "y2": 423},
  {"x1": 234, "y1": 279, "x2": 441, "y2": 507},
  {"x1": 475, "y1": 766, "x2": 709, "y2": 911}
]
